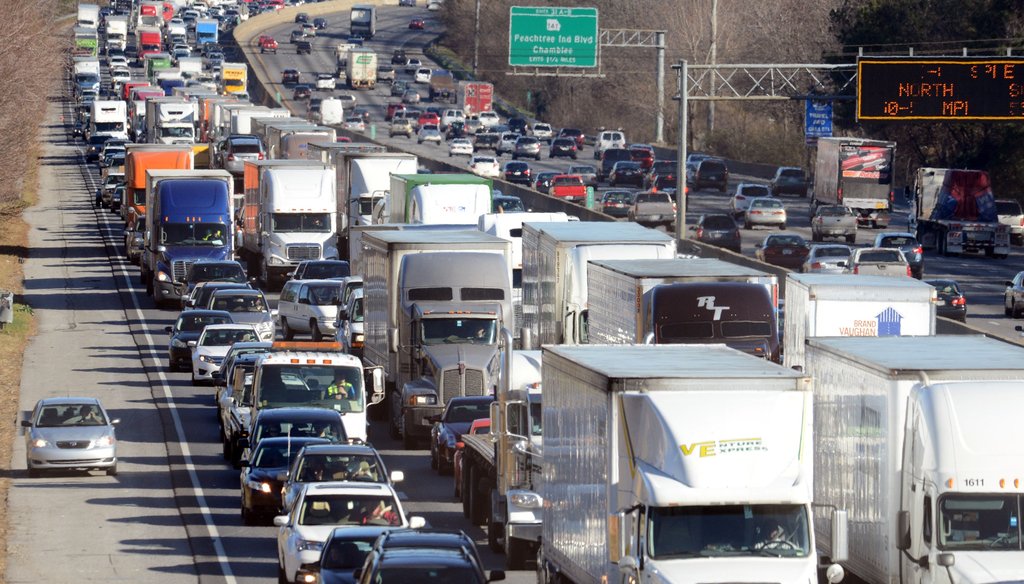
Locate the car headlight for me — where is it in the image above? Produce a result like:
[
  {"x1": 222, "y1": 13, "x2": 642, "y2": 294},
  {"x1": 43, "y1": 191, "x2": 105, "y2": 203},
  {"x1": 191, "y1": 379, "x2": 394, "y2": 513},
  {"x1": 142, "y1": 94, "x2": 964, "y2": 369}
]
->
[
  {"x1": 171, "y1": 338, "x2": 188, "y2": 348},
  {"x1": 269, "y1": 257, "x2": 285, "y2": 266},
  {"x1": 510, "y1": 491, "x2": 543, "y2": 509},
  {"x1": 31, "y1": 437, "x2": 50, "y2": 448},
  {"x1": 246, "y1": 479, "x2": 273, "y2": 493},
  {"x1": 296, "y1": 539, "x2": 323, "y2": 553},
  {"x1": 354, "y1": 334, "x2": 364, "y2": 343},
  {"x1": 199, "y1": 354, "x2": 215, "y2": 363},
  {"x1": 156, "y1": 271, "x2": 170, "y2": 282},
  {"x1": 257, "y1": 321, "x2": 274, "y2": 331},
  {"x1": 95, "y1": 435, "x2": 115, "y2": 448},
  {"x1": 408, "y1": 394, "x2": 437, "y2": 406}
]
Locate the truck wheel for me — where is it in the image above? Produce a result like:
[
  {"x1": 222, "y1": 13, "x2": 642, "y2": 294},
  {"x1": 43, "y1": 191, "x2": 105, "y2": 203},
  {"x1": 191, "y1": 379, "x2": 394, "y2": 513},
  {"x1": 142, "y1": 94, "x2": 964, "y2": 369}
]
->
[
  {"x1": 461, "y1": 463, "x2": 472, "y2": 517},
  {"x1": 469, "y1": 466, "x2": 488, "y2": 525},
  {"x1": 488, "y1": 514, "x2": 504, "y2": 554},
  {"x1": 506, "y1": 535, "x2": 529, "y2": 570},
  {"x1": 846, "y1": 234, "x2": 856, "y2": 244}
]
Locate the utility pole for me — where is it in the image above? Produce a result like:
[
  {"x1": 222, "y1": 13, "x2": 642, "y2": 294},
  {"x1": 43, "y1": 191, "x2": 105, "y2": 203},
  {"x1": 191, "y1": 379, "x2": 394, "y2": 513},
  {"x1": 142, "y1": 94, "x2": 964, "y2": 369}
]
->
[
  {"x1": 655, "y1": 31, "x2": 665, "y2": 143},
  {"x1": 673, "y1": 60, "x2": 688, "y2": 241},
  {"x1": 473, "y1": 0, "x2": 481, "y2": 77},
  {"x1": 707, "y1": 0, "x2": 717, "y2": 136}
]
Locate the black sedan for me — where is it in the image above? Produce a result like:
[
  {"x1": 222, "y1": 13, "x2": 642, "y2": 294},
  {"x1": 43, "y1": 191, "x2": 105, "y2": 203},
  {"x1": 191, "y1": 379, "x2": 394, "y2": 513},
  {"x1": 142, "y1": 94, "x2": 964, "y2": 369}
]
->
[
  {"x1": 165, "y1": 310, "x2": 233, "y2": 371},
  {"x1": 429, "y1": 396, "x2": 493, "y2": 474},
  {"x1": 240, "y1": 436, "x2": 329, "y2": 525},
  {"x1": 694, "y1": 213, "x2": 742, "y2": 254},
  {"x1": 601, "y1": 190, "x2": 635, "y2": 218},
  {"x1": 548, "y1": 137, "x2": 578, "y2": 159},
  {"x1": 609, "y1": 161, "x2": 645, "y2": 187},
  {"x1": 926, "y1": 279, "x2": 967, "y2": 322}
]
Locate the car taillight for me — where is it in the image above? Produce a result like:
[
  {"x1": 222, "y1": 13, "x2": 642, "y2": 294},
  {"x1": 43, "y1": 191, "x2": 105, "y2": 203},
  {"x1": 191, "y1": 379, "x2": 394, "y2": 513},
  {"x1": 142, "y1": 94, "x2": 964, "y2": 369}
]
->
[
  {"x1": 853, "y1": 266, "x2": 859, "y2": 274},
  {"x1": 952, "y1": 297, "x2": 966, "y2": 306},
  {"x1": 913, "y1": 246, "x2": 922, "y2": 255},
  {"x1": 257, "y1": 152, "x2": 264, "y2": 160},
  {"x1": 812, "y1": 262, "x2": 822, "y2": 270},
  {"x1": 696, "y1": 228, "x2": 703, "y2": 238},
  {"x1": 906, "y1": 266, "x2": 913, "y2": 276}
]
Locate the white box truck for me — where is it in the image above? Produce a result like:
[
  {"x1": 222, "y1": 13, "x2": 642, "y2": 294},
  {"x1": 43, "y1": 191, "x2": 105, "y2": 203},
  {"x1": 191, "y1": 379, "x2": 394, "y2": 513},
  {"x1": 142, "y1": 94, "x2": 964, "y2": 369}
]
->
[
  {"x1": 783, "y1": 273, "x2": 937, "y2": 371},
  {"x1": 538, "y1": 344, "x2": 846, "y2": 584},
  {"x1": 521, "y1": 222, "x2": 676, "y2": 346},
  {"x1": 382, "y1": 174, "x2": 492, "y2": 226},
  {"x1": 89, "y1": 100, "x2": 129, "y2": 141},
  {"x1": 105, "y1": 15, "x2": 129, "y2": 51},
  {"x1": 146, "y1": 97, "x2": 196, "y2": 145},
  {"x1": 805, "y1": 335, "x2": 1024, "y2": 584},
  {"x1": 587, "y1": 258, "x2": 781, "y2": 360}
]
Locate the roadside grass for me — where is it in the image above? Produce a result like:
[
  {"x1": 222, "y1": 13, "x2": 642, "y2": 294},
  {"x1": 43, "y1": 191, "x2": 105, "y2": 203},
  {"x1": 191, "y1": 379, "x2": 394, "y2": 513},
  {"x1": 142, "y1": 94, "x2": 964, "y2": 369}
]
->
[{"x1": 0, "y1": 144, "x2": 41, "y2": 578}]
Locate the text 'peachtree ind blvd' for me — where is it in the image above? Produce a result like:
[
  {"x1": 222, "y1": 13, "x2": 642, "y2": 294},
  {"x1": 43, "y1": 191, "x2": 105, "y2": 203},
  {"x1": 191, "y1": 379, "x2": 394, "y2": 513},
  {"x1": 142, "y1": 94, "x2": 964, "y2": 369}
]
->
[{"x1": 509, "y1": 6, "x2": 599, "y2": 68}]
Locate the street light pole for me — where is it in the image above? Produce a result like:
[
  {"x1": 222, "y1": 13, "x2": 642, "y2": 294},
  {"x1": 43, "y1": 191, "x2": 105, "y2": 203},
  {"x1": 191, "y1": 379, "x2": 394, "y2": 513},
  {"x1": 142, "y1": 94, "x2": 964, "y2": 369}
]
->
[
  {"x1": 473, "y1": 0, "x2": 481, "y2": 77},
  {"x1": 673, "y1": 60, "x2": 688, "y2": 241},
  {"x1": 707, "y1": 0, "x2": 717, "y2": 134}
]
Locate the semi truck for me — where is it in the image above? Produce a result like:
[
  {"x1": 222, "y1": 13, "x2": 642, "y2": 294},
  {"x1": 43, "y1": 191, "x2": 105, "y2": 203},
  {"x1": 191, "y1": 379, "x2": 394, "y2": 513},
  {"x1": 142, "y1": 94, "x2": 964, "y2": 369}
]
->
[
  {"x1": 239, "y1": 160, "x2": 337, "y2": 287},
  {"x1": 123, "y1": 144, "x2": 194, "y2": 227},
  {"x1": 459, "y1": 338, "x2": 543, "y2": 569},
  {"x1": 277, "y1": 127, "x2": 337, "y2": 160},
  {"x1": 537, "y1": 344, "x2": 846, "y2": 584},
  {"x1": 913, "y1": 167, "x2": 1010, "y2": 258},
  {"x1": 521, "y1": 221, "x2": 676, "y2": 346},
  {"x1": 813, "y1": 137, "x2": 896, "y2": 228},
  {"x1": 380, "y1": 174, "x2": 492, "y2": 226},
  {"x1": 459, "y1": 81, "x2": 494, "y2": 116},
  {"x1": 220, "y1": 63, "x2": 248, "y2": 95},
  {"x1": 305, "y1": 144, "x2": 417, "y2": 258},
  {"x1": 89, "y1": 100, "x2": 129, "y2": 141},
  {"x1": 782, "y1": 273, "x2": 937, "y2": 371},
  {"x1": 587, "y1": 258, "x2": 780, "y2": 360},
  {"x1": 195, "y1": 18, "x2": 219, "y2": 46},
  {"x1": 346, "y1": 49, "x2": 378, "y2": 89},
  {"x1": 428, "y1": 69, "x2": 456, "y2": 103},
  {"x1": 360, "y1": 230, "x2": 512, "y2": 448},
  {"x1": 72, "y1": 27, "x2": 99, "y2": 57},
  {"x1": 137, "y1": 27, "x2": 164, "y2": 61},
  {"x1": 146, "y1": 97, "x2": 195, "y2": 145},
  {"x1": 136, "y1": 1, "x2": 161, "y2": 28},
  {"x1": 76, "y1": 3, "x2": 100, "y2": 28},
  {"x1": 804, "y1": 335, "x2": 1024, "y2": 584},
  {"x1": 142, "y1": 170, "x2": 234, "y2": 307},
  {"x1": 349, "y1": 4, "x2": 376, "y2": 38}
]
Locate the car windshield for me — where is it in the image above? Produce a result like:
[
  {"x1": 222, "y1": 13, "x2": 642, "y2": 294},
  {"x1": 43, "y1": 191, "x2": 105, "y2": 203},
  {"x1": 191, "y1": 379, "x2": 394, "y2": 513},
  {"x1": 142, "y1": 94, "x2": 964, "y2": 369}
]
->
[
  {"x1": 996, "y1": 201, "x2": 1022, "y2": 215},
  {"x1": 421, "y1": 318, "x2": 497, "y2": 345},
  {"x1": 256, "y1": 364, "x2": 365, "y2": 413},
  {"x1": 230, "y1": 142, "x2": 261, "y2": 154},
  {"x1": 177, "y1": 314, "x2": 231, "y2": 332},
  {"x1": 938, "y1": 494, "x2": 1024, "y2": 551},
  {"x1": 306, "y1": 284, "x2": 342, "y2": 305},
  {"x1": 819, "y1": 206, "x2": 850, "y2": 216},
  {"x1": 927, "y1": 281, "x2": 960, "y2": 295},
  {"x1": 254, "y1": 416, "x2": 344, "y2": 443},
  {"x1": 161, "y1": 223, "x2": 229, "y2": 246},
  {"x1": 201, "y1": 328, "x2": 257, "y2": 346},
  {"x1": 321, "y1": 537, "x2": 377, "y2": 570},
  {"x1": 495, "y1": 197, "x2": 525, "y2": 212},
  {"x1": 191, "y1": 264, "x2": 246, "y2": 283},
  {"x1": 295, "y1": 453, "x2": 382, "y2": 483},
  {"x1": 298, "y1": 494, "x2": 401, "y2": 526},
  {"x1": 159, "y1": 126, "x2": 194, "y2": 138},
  {"x1": 253, "y1": 441, "x2": 307, "y2": 469},
  {"x1": 272, "y1": 213, "x2": 330, "y2": 232},
  {"x1": 648, "y1": 504, "x2": 810, "y2": 558},
  {"x1": 779, "y1": 169, "x2": 804, "y2": 179},
  {"x1": 554, "y1": 176, "x2": 582, "y2": 186},
  {"x1": 304, "y1": 262, "x2": 350, "y2": 279},
  {"x1": 35, "y1": 404, "x2": 108, "y2": 427},
  {"x1": 445, "y1": 401, "x2": 492, "y2": 423},
  {"x1": 212, "y1": 294, "x2": 267, "y2": 313}
]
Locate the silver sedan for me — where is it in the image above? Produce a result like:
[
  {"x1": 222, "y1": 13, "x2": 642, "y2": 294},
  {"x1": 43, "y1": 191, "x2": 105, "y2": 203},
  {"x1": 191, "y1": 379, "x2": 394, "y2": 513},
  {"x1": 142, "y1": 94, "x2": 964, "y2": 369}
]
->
[{"x1": 22, "y1": 397, "x2": 119, "y2": 477}]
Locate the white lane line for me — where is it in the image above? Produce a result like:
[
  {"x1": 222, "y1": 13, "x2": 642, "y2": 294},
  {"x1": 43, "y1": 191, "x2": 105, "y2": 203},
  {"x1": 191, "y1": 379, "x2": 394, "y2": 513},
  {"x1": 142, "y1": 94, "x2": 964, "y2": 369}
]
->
[{"x1": 74, "y1": 126, "x2": 237, "y2": 582}]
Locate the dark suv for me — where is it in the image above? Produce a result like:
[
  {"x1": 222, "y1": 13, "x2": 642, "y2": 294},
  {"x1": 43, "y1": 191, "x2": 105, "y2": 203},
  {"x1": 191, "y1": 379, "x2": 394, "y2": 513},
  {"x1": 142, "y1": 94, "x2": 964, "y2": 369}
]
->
[
  {"x1": 502, "y1": 161, "x2": 532, "y2": 185},
  {"x1": 691, "y1": 158, "x2": 729, "y2": 192},
  {"x1": 770, "y1": 166, "x2": 808, "y2": 197},
  {"x1": 356, "y1": 529, "x2": 503, "y2": 583},
  {"x1": 598, "y1": 148, "x2": 632, "y2": 181}
]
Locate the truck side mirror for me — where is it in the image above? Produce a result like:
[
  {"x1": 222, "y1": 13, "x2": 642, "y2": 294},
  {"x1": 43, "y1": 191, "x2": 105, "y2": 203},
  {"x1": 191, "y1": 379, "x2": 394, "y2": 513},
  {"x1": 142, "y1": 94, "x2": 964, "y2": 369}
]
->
[
  {"x1": 831, "y1": 509, "x2": 849, "y2": 561},
  {"x1": 896, "y1": 510, "x2": 910, "y2": 551}
]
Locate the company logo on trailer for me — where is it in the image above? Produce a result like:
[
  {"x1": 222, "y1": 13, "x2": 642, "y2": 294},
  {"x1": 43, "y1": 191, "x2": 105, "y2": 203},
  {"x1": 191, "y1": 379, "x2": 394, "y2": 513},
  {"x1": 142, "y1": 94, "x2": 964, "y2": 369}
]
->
[
  {"x1": 696, "y1": 296, "x2": 729, "y2": 320},
  {"x1": 838, "y1": 307, "x2": 903, "y2": 337},
  {"x1": 681, "y1": 437, "x2": 766, "y2": 458}
]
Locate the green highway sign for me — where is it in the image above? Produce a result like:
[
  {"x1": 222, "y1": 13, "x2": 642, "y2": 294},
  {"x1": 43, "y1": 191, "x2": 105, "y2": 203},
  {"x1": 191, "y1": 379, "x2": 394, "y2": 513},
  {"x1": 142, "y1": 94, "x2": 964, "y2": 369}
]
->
[{"x1": 509, "y1": 6, "x2": 599, "y2": 68}]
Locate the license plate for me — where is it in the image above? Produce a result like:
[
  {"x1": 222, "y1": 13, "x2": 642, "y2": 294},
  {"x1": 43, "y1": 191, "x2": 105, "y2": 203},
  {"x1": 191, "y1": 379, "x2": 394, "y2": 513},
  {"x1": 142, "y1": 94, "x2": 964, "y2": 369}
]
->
[
  {"x1": 649, "y1": 214, "x2": 661, "y2": 220},
  {"x1": 782, "y1": 249, "x2": 792, "y2": 255}
]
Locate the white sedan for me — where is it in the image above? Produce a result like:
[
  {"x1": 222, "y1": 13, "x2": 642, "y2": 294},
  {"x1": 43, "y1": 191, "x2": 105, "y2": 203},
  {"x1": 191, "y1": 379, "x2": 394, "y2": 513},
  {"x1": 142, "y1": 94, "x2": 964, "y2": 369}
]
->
[
  {"x1": 110, "y1": 67, "x2": 132, "y2": 84},
  {"x1": 275, "y1": 482, "x2": 424, "y2": 584},
  {"x1": 448, "y1": 138, "x2": 474, "y2": 157},
  {"x1": 315, "y1": 74, "x2": 336, "y2": 90},
  {"x1": 190, "y1": 323, "x2": 260, "y2": 385},
  {"x1": 468, "y1": 155, "x2": 501, "y2": 178}
]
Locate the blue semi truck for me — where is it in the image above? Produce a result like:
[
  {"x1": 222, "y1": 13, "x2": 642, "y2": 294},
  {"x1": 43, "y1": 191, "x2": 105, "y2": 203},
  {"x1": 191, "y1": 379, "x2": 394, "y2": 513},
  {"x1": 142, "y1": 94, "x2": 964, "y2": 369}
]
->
[
  {"x1": 142, "y1": 170, "x2": 235, "y2": 307},
  {"x1": 195, "y1": 18, "x2": 219, "y2": 46}
]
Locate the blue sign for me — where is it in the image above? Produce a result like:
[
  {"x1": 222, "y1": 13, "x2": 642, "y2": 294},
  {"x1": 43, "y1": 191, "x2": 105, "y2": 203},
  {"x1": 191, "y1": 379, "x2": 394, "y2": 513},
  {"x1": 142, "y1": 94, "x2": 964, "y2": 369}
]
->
[
  {"x1": 805, "y1": 100, "x2": 833, "y2": 138},
  {"x1": 876, "y1": 307, "x2": 903, "y2": 336}
]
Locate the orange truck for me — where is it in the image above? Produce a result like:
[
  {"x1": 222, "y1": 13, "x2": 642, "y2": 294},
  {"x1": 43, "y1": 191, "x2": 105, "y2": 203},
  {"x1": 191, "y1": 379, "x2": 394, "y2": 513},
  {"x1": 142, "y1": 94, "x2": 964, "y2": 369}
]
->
[{"x1": 123, "y1": 144, "x2": 194, "y2": 227}]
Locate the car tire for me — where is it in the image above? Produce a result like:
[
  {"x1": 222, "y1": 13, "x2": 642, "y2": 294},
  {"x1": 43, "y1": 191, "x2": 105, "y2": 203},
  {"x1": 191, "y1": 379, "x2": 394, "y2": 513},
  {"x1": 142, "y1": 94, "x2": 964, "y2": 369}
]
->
[
  {"x1": 468, "y1": 465, "x2": 488, "y2": 525},
  {"x1": 506, "y1": 535, "x2": 530, "y2": 570},
  {"x1": 402, "y1": 429, "x2": 417, "y2": 450},
  {"x1": 27, "y1": 466, "x2": 41, "y2": 479},
  {"x1": 191, "y1": 371, "x2": 198, "y2": 386},
  {"x1": 106, "y1": 464, "x2": 117, "y2": 477},
  {"x1": 242, "y1": 503, "x2": 255, "y2": 526},
  {"x1": 311, "y1": 321, "x2": 323, "y2": 341},
  {"x1": 779, "y1": 223, "x2": 786, "y2": 230},
  {"x1": 461, "y1": 463, "x2": 473, "y2": 517},
  {"x1": 488, "y1": 513, "x2": 503, "y2": 553},
  {"x1": 223, "y1": 436, "x2": 233, "y2": 460},
  {"x1": 846, "y1": 234, "x2": 856, "y2": 244},
  {"x1": 535, "y1": 154, "x2": 541, "y2": 161},
  {"x1": 281, "y1": 318, "x2": 294, "y2": 341},
  {"x1": 744, "y1": 221, "x2": 751, "y2": 230},
  {"x1": 1005, "y1": 300, "x2": 1012, "y2": 317},
  {"x1": 1015, "y1": 301, "x2": 1022, "y2": 319},
  {"x1": 429, "y1": 443, "x2": 438, "y2": 470}
]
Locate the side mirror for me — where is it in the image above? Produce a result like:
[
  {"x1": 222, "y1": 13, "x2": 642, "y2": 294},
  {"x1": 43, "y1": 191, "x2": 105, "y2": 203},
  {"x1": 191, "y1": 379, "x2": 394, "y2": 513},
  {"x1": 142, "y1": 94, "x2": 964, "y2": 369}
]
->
[
  {"x1": 609, "y1": 511, "x2": 628, "y2": 563},
  {"x1": 239, "y1": 460, "x2": 249, "y2": 467},
  {"x1": 390, "y1": 470, "x2": 404, "y2": 483},
  {"x1": 408, "y1": 516, "x2": 426, "y2": 529},
  {"x1": 20, "y1": 420, "x2": 31, "y2": 428},
  {"x1": 937, "y1": 553, "x2": 955, "y2": 567},
  {"x1": 896, "y1": 509, "x2": 910, "y2": 551},
  {"x1": 273, "y1": 515, "x2": 289, "y2": 527},
  {"x1": 110, "y1": 418, "x2": 121, "y2": 425},
  {"x1": 165, "y1": 326, "x2": 173, "y2": 333},
  {"x1": 388, "y1": 327, "x2": 399, "y2": 353}
]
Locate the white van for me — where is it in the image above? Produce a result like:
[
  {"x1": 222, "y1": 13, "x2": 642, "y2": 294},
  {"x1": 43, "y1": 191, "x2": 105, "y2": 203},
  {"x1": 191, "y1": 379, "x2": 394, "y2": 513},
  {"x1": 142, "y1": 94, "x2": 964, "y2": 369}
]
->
[
  {"x1": 440, "y1": 108, "x2": 465, "y2": 130},
  {"x1": 594, "y1": 129, "x2": 626, "y2": 159},
  {"x1": 319, "y1": 98, "x2": 343, "y2": 126},
  {"x1": 277, "y1": 279, "x2": 346, "y2": 341}
]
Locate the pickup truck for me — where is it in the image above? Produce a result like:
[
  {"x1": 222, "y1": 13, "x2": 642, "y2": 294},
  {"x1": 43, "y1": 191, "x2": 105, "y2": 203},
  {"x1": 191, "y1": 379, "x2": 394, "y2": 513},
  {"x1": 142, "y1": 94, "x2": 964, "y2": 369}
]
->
[
  {"x1": 844, "y1": 247, "x2": 912, "y2": 277},
  {"x1": 811, "y1": 204, "x2": 857, "y2": 244},
  {"x1": 628, "y1": 190, "x2": 676, "y2": 228},
  {"x1": 549, "y1": 174, "x2": 587, "y2": 204}
]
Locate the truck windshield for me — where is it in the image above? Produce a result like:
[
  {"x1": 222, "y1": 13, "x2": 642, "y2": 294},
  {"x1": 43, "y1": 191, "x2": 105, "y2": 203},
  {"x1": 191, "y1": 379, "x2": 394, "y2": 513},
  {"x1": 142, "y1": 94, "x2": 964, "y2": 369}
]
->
[
  {"x1": 160, "y1": 126, "x2": 194, "y2": 138},
  {"x1": 272, "y1": 213, "x2": 330, "y2": 232},
  {"x1": 161, "y1": 223, "x2": 229, "y2": 246},
  {"x1": 94, "y1": 122, "x2": 124, "y2": 133},
  {"x1": 648, "y1": 504, "x2": 810, "y2": 559},
  {"x1": 421, "y1": 318, "x2": 496, "y2": 345},
  {"x1": 256, "y1": 364, "x2": 364, "y2": 413},
  {"x1": 659, "y1": 320, "x2": 773, "y2": 341},
  {"x1": 529, "y1": 394, "x2": 542, "y2": 436},
  {"x1": 938, "y1": 494, "x2": 1023, "y2": 551}
]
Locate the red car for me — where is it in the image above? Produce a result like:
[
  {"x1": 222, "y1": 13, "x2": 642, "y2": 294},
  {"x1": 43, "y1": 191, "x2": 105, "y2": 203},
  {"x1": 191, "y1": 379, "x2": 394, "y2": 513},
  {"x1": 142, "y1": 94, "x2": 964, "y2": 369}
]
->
[
  {"x1": 630, "y1": 145, "x2": 655, "y2": 171},
  {"x1": 557, "y1": 127, "x2": 586, "y2": 151},
  {"x1": 258, "y1": 35, "x2": 278, "y2": 54},
  {"x1": 409, "y1": 18, "x2": 425, "y2": 30},
  {"x1": 453, "y1": 418, "x2": 490, "y2": 500},
  {"x1": 385, "y1": 102, "x2": 406, "y2": 121},
  {"x1": 417, "y1": 112, "x2": 440, "y2": 128}
]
